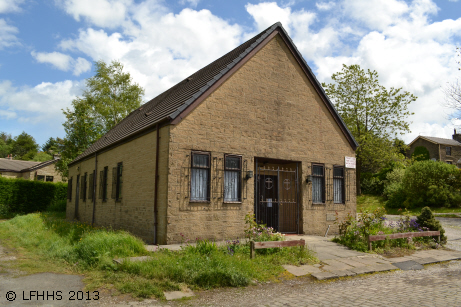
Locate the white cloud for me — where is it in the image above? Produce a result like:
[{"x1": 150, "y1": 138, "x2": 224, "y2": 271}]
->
[
  {"x1": 73, "y1": 57, "x2": 92, "y2": 76},
  {"x1": 31, "y1": 51, "x2": 91, "y2": 76},
  {"x1": 0, "y1": 0, "x2": 24, "y2": 13},
  {"x1": 180, "y1": 0, "x2": 200, "y2": 8},
  {"x1": 59, "y1": 5, "x2": 243, "y2": 98},
  {"x1": 0, "y1": 18, "x2": 19, "y2": 49},
  {"x1": 55, "y1": 0, "x2": 132, "y2": 28},
  {"x1": 31, "y1": 51, "x2": 73, "y2": 71},
  {"x1": 315, "y1": 1, "x2": 335, "y2": 11},
  {"x1": 0, "y1": 80, "x2": 82, "y2": 124}
]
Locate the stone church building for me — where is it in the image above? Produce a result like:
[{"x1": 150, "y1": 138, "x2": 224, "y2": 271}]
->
[{"x1": 66, "y1": 22, "x2": 358, "y2": 244}]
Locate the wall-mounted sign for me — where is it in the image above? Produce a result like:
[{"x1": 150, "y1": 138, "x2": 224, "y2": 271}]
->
[{"x1": 345, "y1": 156, "x2": 356, "y2": 169}]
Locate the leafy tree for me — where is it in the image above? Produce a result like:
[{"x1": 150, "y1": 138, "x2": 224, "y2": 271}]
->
[
  {"x1": 393, "y1": 138, "x2": 408, "y2": 156},
  {"x1": 412, "y1": 146, "x2": 430, "y2": 161},
  {"x1": 0, "y1": 132, "x2": 13, "y2": 158},
  {"x1": 58, "y1": 60, "x2": 144, "y2": 178},
  {"x1": 32, "y1": 152, "x2": 53, "y2": 162},
  {"x1": 322, "y1": 64, "x2": 416, "y2": 195},
  {"x1": 10, "y1": 132, "x2": 39, "y2": 160},
  {"x1": 42, "y1": 137, "x2": 64, "y2": 156}
]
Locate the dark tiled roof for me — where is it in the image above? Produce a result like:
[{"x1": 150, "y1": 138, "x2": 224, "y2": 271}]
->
[
  {"x1": 70, "y1": 22, "x2": 358, "y2": 165},
  {"x1": 0, "y1": 158, "x2": 41, "y2": 172},
  {"x1": 419, "y1": 136, "x2": 461, "y2": 146},
  {"x1": 0, "y1": 158, "x2": 59, "y2": 172}
]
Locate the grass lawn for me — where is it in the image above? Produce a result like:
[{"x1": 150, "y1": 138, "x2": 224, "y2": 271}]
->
[
  {"x1": 357, "y1": 194, "x2": 461, "y2": 215},
  {"x1": 0, "y1": 212, "x2": 318, "y2": 299}
]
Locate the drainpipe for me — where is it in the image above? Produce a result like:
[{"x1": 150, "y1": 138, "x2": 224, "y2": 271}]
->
[
  {"x1": 92, "y1": 152, "x2": 98, "y2": 226},
  {"x1": 154, "y1": 124, "x2": 160, "y2": 245}
]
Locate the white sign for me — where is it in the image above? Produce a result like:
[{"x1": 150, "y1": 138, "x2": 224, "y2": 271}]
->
[
  {"x1": 345, "y1": 156, "x2": 356, "y2": 169},
  {"x1": 267, "y1": 198, "x2": 272, "y2": 208}
]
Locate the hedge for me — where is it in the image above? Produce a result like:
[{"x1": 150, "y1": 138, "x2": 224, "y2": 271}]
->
[{"x1": 0, "y1": 177, "x2": 67, "y2": 213}]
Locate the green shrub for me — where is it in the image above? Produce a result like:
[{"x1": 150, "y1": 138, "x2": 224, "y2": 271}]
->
[
  {"x1": 0, "y1": 177, "x2": 67, "y2": 214},
  {"x1": 401, "y1": 160, "x2": 461, "y2": 208},
  {"x1": 416, "y1": 207, "x2": 447, "y2": 243},
  {"x1": 412, "y1": 146, "x2": 430, "y2": 161},
  {"x1": 360, "y1": 173, "x2": 383, "y2": 195}
]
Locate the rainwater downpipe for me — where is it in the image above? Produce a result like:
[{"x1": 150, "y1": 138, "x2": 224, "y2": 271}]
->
[
  {"x1": 154, "y1": 123, "x2": 160, "y2": 245},
  {"x1": 92, "y1": 152, "x2": 97, "y2": 226}
]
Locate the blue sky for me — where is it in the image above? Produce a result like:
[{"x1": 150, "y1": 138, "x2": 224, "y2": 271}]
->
[{"x1": 0, "y1": 0, "x2": 460, "y2": 147}]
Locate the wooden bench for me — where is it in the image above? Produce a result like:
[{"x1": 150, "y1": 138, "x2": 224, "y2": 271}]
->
[
  {"x1": 250, "y1": 239, "x2": 305, "y2": 259},
  {"x1": 368, "y1": 231, "x2": 440, "y2": 251}
]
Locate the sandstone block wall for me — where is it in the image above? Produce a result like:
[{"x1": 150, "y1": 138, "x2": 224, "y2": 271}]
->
[
  {"x1": 167, "y1": 34, "x2": 356, "y2": 244},
  {"x1": 66, "y1": 125, "x2": 170, "y2": 244}
]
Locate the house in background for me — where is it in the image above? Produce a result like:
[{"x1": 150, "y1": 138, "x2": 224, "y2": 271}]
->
[
  {"x1": 66, "y1": 22, "x2": 358, "y2": 245},
  {"x1": 407, "y1": 130, "x2": 461, "y2": 166},
  {"x1": 0, "y1": 156, "x2": 63, "y2": 182}
]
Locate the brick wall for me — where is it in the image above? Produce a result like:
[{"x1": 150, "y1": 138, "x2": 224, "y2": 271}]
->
[
  {"x1": 408, "y1": 138, "x2": 440, "y2": 160},
  {"x1": 166, "y1": 34, "x2": 356, "y2": 244},
  {"x1": 66, "y1": 125, "x2": 170, "y2": 244}
]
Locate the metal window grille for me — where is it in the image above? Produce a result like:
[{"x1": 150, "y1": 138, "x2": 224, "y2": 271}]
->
[
  {"x1": 116, "y1": 162, "x2": 123, "y2": 201},
  {"x1": 67, "y1": 177, "x2": 73, "y2": 200},
  {"x1": 190, "y1": 152, "x2": 210, "y2": 201},
  {"x1": 111, "y1": 167, "x2": 117, "y2": 199},
  {"x1": 46, "y1": 176, "x2": 53, "y2": 182},
  {"x1": 312, "y1": 164, "x2": 324, "y2": 203},
  {"x1": 88, "y1": 172, "x2": 94, "y2": 201},
  {"x1": 80, "y1": 173, "x2": 87, "y2": 200},
  {"x1": 333, "y1": 166, "x2": 345, "y2": 204},
  {"x1": 224, "y1": 155, "x2": 242, "y2": 202},
  {"x1": 103, "y1": 167, "x2": 108, "y2": 200}
]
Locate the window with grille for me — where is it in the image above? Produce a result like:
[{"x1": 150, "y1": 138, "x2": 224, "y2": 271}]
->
[
  {"x1": 116, "y1": 162, "x2": 123, "y2": 201},
  {"x1": 333, "y1": 166, "x2": 345, "y2": 204},
  {"x1": 88, "y1": 172, "x2": 94, "y2": 201},
  {"x1": 81, "y1": 173, "x2": 87, "y2": 200},
  {"x1": 46, "y1": 176, "x2": 53, "y2": 182},
  {"x1": 190, "y1": 152, "x2": 210, "y2": 201},
  {"x1": 37, "y1": 175, "x2": 45, "y2": 181},
  {"x1": 67, "y1": 177, "x2": 73, "y2": 200},
  {"x1": 224, "y1": 155, "x2": 242, "y2": 202},
  {"x1": 99, "y1": 167, "x2": 108, "y2": 201},
  {"x1": 312, "y1": 164, "x2": 325, "y2": 203},
  {"x1": 446, "y1": 147, "x2": 452, "y2": 156}
]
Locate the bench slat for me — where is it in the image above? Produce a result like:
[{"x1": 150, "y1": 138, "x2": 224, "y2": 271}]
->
[
  {"x1": 369, "y1": 231, "x2": 440, "y2": 242},
  {"x1": 254, "y1": 240, "x2": 305, "y2": 249}
]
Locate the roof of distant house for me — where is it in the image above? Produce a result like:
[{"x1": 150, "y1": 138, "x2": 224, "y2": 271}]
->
[
  {"x1": 0, "y1": 158, "x2": 58, "y2": 173},
  {"x1": 409, "y1": 136, "x2": 461, "y2": 147},
  {"x1": 70, "y1": 22, "x2": 358, "y2": 166}
]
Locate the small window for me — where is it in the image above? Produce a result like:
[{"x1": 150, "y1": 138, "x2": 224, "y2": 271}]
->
[
  {"x1": 446, "y1": 147, "x2": 452, "y2": 156},
  {"x1": 447, "y1": 161, "x2": 453, "y2": 164},
  {"x1": 88, "y1": 172, "x2": 94, "y2": 201},
  {"x1": 37, "y1": 175, "x2": 45, "y2": 181},
  {"x1": 46, "y1": 176, "x2": 53, "y2": 182},
  {"x1": 67, "y1": 177, "x2": 73, "y2": 201},
  {"x1": 333, "y1": 166, "x2": 345, "y2": 204},
  {"x1": 103, "y1": 166, "x2": 108, "y2": 201},
  {"x1": 312, "y1": 164, "x2": 325, "y2": 204},
  {"x1": 81, "y1": 173, "x2": 87, "y2": 200},
  {"x1": 224, "y1": 155, "x2": 242, "y2": 202},
  {"x1": 190, "y1": 152, "x2": 210, "y2": 201},
  {"x1": 116, "y1": 162, "x2": 123, "y2": 201}
]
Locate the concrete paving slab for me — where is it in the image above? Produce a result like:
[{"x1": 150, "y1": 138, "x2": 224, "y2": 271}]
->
[
  {"x1": 369, "y1": 263, "x2": 399, "y2": 272},
  {"x1": 283, "y1": 265, "x2": 322, "y2": 276},
  {"x1": 311, "y1": 271, "x2": 338, "y2": 280},
  {"x1": 322, "y1": 259, "x2": 355, "y2": 270},
  {"x1": 392, "y1": 260, "x2": 424, "y2": 270},
  {"x1": 330, "y1": 269, "x2": 357, "y2": 277},
  {"x1": 353, "y1": 256, "x2": 387, "y2": 266},
  {"x1": 412, "y1": 257, "x2": 439, "y2": 265},
  {"x1": 335, "y1": 257, "x2": 369, "y2": 268},
  {"x1": 164, "y1": 290, "x2": 194, "y2": 301},
  {"x1": 350, "y1": 266, "x2": 375, "y2": 275}
]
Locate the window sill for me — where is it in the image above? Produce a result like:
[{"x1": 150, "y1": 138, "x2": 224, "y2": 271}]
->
[
  {"x1": 223, "y1": 201, "x2": 242, "y2": 204},
  {"x1": 312, "y1": 203, "x2": 326, "y2": 205},
  {"x1": 189, "y1": 200, "x2": 211, "y2": 204}
]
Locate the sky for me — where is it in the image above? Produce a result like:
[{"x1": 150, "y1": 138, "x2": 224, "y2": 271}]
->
[{"x1": 0, "y1": 0, "x2": 460, "y2": 147}]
